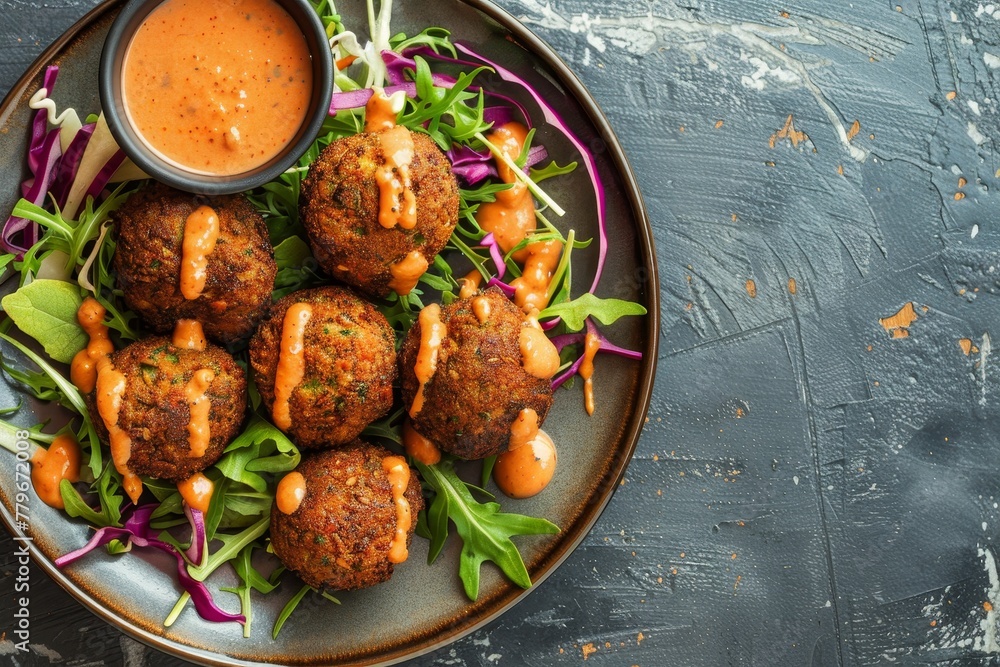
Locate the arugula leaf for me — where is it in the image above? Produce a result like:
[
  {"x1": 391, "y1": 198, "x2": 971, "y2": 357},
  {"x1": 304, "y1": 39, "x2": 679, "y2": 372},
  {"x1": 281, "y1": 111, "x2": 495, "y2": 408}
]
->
[
  {"x1": 539, "y1": 293, "x2": 648, "y2": 332},
  {"x1": 60, "y1": 475, "x2": 122, "y2": 528},
  {"x1": 389, "y1": 26, "x2": 457, "y2": 56},
  {"x1": 164, "y1": 515, "x2": 270, "y2": 626},
  {"x1": 1, "y1": 279, "x2": 86, "y2": 363},
  {"x1": 416, "y1": 458, "x2": 559, "y2": 600},
  {"x1": 273, "y1": 236, "x2": 313, "y2": 270},
  {"x1": 0, "y1": 332, "x2": 87, "y2": 415},
  {"x1": 530, "y1": 160, "x2": 578, "y2": 184},
  {"x1": 220, "y1": 543, "x2": 277, "y2": 638},
  {"x1": 271, "y1": 583, "x2": 339, "y2": 639},
  {"x1": 215, "y1": 416, "x2": 300, "y2": 493}
]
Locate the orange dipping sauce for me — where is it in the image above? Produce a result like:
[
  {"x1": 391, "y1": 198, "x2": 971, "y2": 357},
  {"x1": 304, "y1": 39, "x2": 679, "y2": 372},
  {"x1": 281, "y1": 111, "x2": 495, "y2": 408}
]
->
[{"x1": 122, "y1": 0, "x2": 314, "y2": 176}]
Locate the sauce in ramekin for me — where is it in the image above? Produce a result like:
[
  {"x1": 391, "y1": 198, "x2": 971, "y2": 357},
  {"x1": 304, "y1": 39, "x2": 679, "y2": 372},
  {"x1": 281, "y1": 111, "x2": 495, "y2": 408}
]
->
[{"x1": 122, "y1": 0, "x2": 313, "y2": 175}]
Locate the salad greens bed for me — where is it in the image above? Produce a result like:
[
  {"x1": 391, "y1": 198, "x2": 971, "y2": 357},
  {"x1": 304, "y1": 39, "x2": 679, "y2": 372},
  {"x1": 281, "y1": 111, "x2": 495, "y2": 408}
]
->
[{"x1": 0, "y1": 0, "x2": 645, "y2": 638}]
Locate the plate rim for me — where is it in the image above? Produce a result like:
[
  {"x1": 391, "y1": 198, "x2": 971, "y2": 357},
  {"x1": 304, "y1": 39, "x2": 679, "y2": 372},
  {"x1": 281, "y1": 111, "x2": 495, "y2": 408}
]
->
[{"x1": 0, "y1": 0, "x2": 661, "y2": 664}]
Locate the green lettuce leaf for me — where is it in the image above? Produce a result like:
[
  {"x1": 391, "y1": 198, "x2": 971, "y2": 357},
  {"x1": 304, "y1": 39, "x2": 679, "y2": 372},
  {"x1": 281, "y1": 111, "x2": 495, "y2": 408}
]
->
[{"x1": 1, "y1": 279, "x2": 86, "y2": 363}]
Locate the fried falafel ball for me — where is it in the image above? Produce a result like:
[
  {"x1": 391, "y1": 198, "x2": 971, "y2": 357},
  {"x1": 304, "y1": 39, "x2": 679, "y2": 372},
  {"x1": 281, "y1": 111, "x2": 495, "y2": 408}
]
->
[
  {"x1": 87, "y1": 336, "x2": 246, "y2": 481},
  {"x1": 112, "y1": 182, "x2": 277, "y2": 344},
  {"x1": 300, "y1": 129, "x2": 459, "y2": 297},
  {"x1": 249, "y1": 286, "x2": 396, "y2": 449},
  {"x1": 269, "y1": 440, "x2": 424, "y2": 591},
  {"x1": 399, "y1": 287, "x2": 554, "y2": 460}
]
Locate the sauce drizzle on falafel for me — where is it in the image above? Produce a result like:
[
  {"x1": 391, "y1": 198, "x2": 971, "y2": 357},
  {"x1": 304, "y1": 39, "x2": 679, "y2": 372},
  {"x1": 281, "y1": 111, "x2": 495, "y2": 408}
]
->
[
  {"x1": 276, "y1": 471, "x2": 307, "y2": 515},
  {"x1": 70, "y1": 297, "x2": 114, "y2": 394},
  {"x1": 180, "y1": 205, "x2": 220, "y2": 301},
  {"x1": 95, "y1": 357, "x2": 143, "y2": 504},
  {"x1": 387, "y1": 249, "x2": 428, "y2": 296},
  {"x1": 382, "y1": 455, "x2": 413, "y2": 564},
  {"x1": 365, "y1": 91, "x2": 417, "y2": 230},
  {"x1": 172, "y1": 319, "x2": 207, "y2": 351},
  {"x1": 272, "y1": 302, "x2": 313, "y2": 431},
  {"x1": 178, "y1": 471, "x2": 214, "y2": 514},
  {"x1": 402, "y1": 419, "x2": 441, "y2": 466},
  {"x1": 409, "y1": 303, "x2": 446, "y2": 419},
  {"x1": 184, "y1": 369, "x2": 216, "y2": 458},
  {"x1": 519, "y1": 316, "x2": 561, "y2": 380},
  {"x1": 472, "y1": 296, "x2": 491, "y2": 325}
]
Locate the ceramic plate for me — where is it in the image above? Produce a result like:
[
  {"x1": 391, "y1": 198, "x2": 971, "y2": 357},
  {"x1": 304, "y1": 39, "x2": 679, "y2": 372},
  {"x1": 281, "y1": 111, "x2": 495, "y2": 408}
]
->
[{"x1": 0, "y1": 1, "x2": 658, "y2": 664}]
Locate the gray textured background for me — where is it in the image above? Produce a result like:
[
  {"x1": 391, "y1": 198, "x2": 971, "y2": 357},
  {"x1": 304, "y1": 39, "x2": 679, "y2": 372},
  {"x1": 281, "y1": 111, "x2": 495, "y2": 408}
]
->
[{"x1": 2, "y1": 0, "x2": 999, "y2": 665}]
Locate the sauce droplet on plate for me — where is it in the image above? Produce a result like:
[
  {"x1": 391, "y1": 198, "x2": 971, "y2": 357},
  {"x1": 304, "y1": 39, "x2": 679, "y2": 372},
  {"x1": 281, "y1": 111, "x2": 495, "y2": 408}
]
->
[
  {"x1": 30, "y1": 434, "x2": 82, "y2": 509},
  {"x1": 494, "y1": 408, "x2": 557, "y2": 499}
]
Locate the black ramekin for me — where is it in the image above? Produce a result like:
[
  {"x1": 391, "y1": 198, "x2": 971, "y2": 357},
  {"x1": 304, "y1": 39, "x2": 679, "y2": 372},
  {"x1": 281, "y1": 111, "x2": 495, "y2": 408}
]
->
[{"x1": 99, "y1": 0, "x2": 333, "y2": 195}]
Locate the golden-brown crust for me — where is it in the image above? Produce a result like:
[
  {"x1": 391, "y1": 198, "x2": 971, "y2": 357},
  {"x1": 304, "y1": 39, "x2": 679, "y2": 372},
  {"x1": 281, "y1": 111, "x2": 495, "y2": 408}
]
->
[
  {"x1": 86, "y1": 336, "x2": 247, "y2": 481},
  {"x1": 249, "y1": 286, "x2": 397, "y2": 449},
  {"x1": 269, "y1": 441, "x2": 425, "y2": 591},
  {"x1": 112, "y1": 182, "x2": 277, "y2": 343},
  {"x1": 399, "y1": 288, "x2": 554, "y2": 460},
  {"x1": 300, "y1": 130, "x2": 458, "y2": 297}
]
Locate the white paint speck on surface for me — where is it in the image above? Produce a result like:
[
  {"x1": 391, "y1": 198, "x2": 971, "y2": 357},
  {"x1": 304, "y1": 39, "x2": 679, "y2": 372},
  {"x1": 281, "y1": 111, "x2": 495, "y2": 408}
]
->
[
  {"x1": 986, "y1": 52, "x2": 1000, "y2": 68},
  {"x1": 975, "y1": 547, "x2": 1000, "y2": 653},
  {"x1": 973, "y1": 224, "x2": 980, "y2": 239},
  {"x1": 968, "y1": 122, "x2": 988, "y2": 145},
  {"x1": 793, "y1": 475, "x2": 800, "y2": 485},
  {"x1": 739, "y1": 52, "x2": 800, "y2": 91},
  {"x1": 969, "y1": 100, "x2": 982, "y2": 115},
  {"x1": 980, "y1": 333, "x2": 992, "y2": 407}
]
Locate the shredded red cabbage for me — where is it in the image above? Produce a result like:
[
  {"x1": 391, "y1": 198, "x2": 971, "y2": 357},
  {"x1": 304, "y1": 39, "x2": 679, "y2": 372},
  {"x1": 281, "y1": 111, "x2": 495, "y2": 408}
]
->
[
  {"x1": 550, "y1": 319, "x2": 644, "y2": 389},
  {"x1": 398, "y1": 46, "x2": 534, "y2": 130},
  {"x1": 329, "y1": 83, "x2": 418, "y2": 112},
  {"x1": 3, "y1": 64, "x2": 129, "y2": 256},
  {"x1": 49, "y1": 123, "x2": 95, "y2": 208},
  {"x1": 54, "y1": 505, "x2": 244, "y2": 625},
  {"x1": 486, "y1": 277, "x2": 515, "y2": 297},
  {"x1": 83, "y1": 149, "x2": 127, "y2": 204},
  {"x1": 184, "y1": 505, "x2": 207, "y2": 567},
  {"x1": 27, "y1": 66, "x2": 60, "y2": 175},
  {"x1": 3, "y1": 129, "x2": 61, "y2": 254},
  {"x1": 446, "y1": 142, "x2": 547, "y2": 186},
  {"x1": 479, "y1": 232, "x2": 506, "y2": 278},
  {"x1": 445, "y1": 44, "x2": 608, "y2": 294}
]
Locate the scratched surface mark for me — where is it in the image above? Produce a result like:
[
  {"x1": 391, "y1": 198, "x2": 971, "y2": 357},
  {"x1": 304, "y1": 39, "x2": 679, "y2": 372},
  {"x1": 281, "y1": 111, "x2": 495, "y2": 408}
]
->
[{"x1": 1, "y1": 0, "x2": 999, "y2": 665}]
